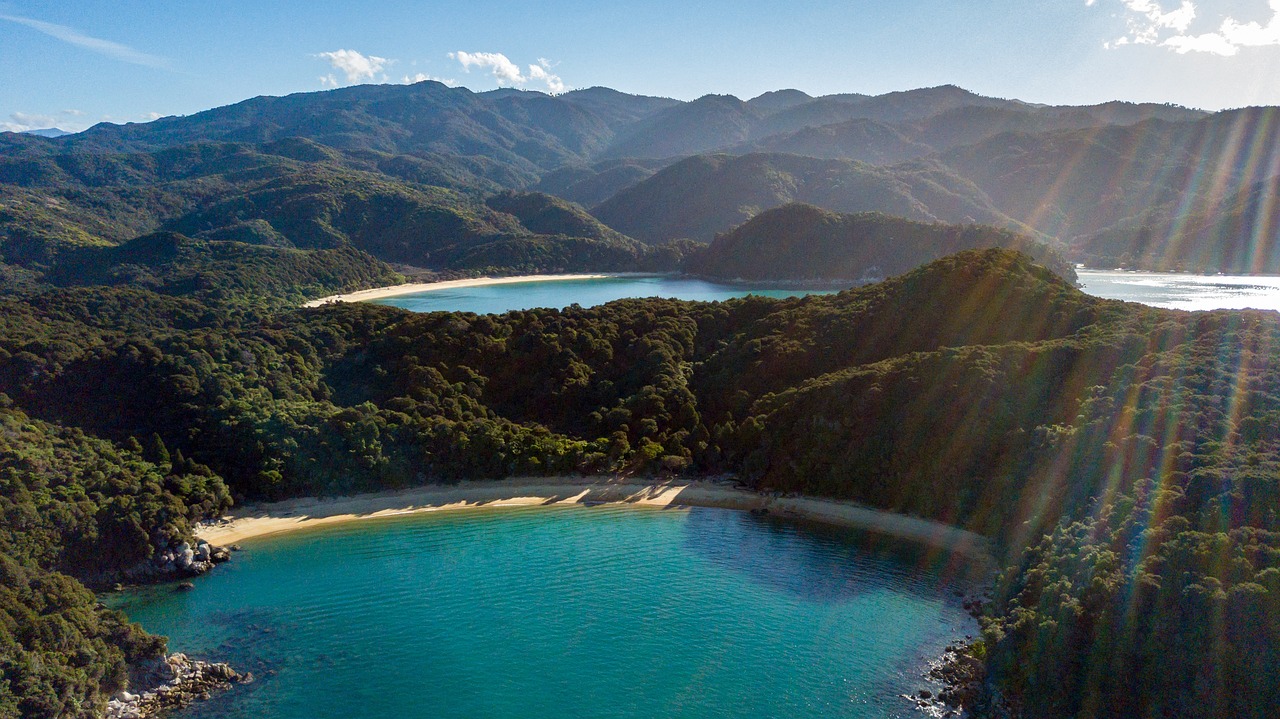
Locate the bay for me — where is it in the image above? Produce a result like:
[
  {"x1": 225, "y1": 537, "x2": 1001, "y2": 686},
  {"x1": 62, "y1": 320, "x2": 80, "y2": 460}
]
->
[{"x1": 110, "y1": 506, "x2": 978, "y2": 719}]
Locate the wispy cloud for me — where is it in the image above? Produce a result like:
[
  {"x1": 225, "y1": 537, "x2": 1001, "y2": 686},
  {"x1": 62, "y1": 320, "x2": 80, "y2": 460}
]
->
[
  {"x1": 315, "y1": 49, "x2": 390, "y2": 86},
  {"x1": 403, "y1": 72, "x2": 456, "y2": 86},
  {"x1": 448, "y1": 51, "x2": 566, "y2": 94},
  {"x1": 0, "y1": 12, "x2": 170, "y2": 68},
  {"x1": 1096, "y1": 0, "x2": 1280, "y2": 56},
  {"x1": 1, "y1": 111, "x2": 58, "y2": 133}
]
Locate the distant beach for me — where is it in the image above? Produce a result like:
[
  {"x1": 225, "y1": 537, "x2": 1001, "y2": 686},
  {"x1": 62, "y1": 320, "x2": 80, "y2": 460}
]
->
[
  {"x1": 196, "y1": 477, "x2": 994, "y2": 564},
  {"x1": 302, "y1": 274, "x2": 630, "y2": 307}
]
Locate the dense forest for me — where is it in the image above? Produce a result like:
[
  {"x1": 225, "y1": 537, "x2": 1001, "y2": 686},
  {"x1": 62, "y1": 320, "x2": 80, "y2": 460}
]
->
[
  {"x1": 1, "y1": 245, "x2": 1279, "y2": 717},
  {"x1": 688, "y1": 202, "x2": 1075, "y2": 283}
]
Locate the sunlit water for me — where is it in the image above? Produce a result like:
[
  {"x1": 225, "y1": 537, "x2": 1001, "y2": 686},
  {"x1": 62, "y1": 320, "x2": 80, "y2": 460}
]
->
[
  {"x1": 372, "y1": 272, "x2": 1280, "y2": 315},
  {"x1": 109, "y1": 506, "x2": 978, "y2": 719},
  {"x1": 1076, "y1": 269, "x2": 1280, "y2": 312}
]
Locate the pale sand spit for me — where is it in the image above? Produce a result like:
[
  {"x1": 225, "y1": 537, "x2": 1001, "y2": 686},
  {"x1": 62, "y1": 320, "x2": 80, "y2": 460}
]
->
[
  {"x1": 196, "y1": 477, "x2": 994, "y2": 565},
  {"x1": 302, "y1": 274, "x2": 645, "y2": 307}
]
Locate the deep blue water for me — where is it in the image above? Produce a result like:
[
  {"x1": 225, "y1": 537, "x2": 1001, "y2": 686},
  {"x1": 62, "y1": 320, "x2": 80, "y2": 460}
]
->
[{"x1": 110, "y1": 506, "x2": 978, "y2": 719}]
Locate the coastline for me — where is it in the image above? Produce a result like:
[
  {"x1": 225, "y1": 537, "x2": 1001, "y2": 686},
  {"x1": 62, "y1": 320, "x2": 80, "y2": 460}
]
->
[
  {"x1": 196, "y1": 477, "x2": 994, "y2": 565},
  {"x1": 302, "y1": 273, "x2": 644, "y2": 307}
]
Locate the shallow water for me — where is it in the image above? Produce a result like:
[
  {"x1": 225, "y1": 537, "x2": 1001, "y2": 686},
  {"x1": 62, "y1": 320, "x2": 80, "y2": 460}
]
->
[
  {"x1": 110, "y1": 506, "x2": 978, "y2": 719},
  {"x1": 372, "y1": 271, "x2": 1280, "y2": 315},
  {"x1": 370, "y1": 275, "x2": 837, "y2": 314}
]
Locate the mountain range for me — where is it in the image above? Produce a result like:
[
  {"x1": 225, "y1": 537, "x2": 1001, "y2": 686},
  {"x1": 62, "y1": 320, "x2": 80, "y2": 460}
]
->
[{"x1": 3, "y1": 80, "x2": 1279, "y2": 278}]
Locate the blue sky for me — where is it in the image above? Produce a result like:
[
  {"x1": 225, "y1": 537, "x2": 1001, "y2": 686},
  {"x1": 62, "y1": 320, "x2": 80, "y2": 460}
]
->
[{"x1": 3, "y1": 0, "x2": 1280, "y2": 132}]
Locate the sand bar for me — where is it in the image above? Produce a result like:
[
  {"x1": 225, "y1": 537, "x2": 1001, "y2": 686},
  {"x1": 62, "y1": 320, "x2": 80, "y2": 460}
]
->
[
  {"x1": 196, "y1": 477, "x2": 994, "y2": 565},
  {"x1": 303, "y1": 274, "x2": 643, "y2": 307}
]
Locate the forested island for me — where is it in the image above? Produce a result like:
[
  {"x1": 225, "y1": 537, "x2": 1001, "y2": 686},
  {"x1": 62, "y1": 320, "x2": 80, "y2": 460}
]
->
[{"x1": 4, "y1": 78, "x2": 1280, "y2": 719}]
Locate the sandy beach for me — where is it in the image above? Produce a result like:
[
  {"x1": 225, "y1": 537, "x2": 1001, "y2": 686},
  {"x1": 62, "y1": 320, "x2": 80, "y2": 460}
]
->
[
  {"x1": 196, "y1": 477, "x2": 994, "y2": 564},
  {"x1": 302, "y1": 274, "x2": 633, "y2": 307}
]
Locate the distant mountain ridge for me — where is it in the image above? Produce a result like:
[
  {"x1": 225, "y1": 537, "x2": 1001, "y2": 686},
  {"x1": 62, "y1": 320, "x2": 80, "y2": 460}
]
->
[{"x1": 6, "y1": 80, "x2": 1280, "y2": 275}]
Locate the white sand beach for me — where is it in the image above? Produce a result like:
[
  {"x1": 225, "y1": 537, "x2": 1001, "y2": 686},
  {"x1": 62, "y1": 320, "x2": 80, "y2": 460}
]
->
[
  {"x1": 196, "y1": 477, "x2": 994, "y2": 564},
  {"x1": 302, "y1": 274, "x2": 629, "y2": 307}
]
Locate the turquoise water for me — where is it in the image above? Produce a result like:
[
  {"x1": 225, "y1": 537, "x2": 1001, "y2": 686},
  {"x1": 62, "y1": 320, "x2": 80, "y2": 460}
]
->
[
  {"x1": 370, "y1": 276, "x2": 838, "y2": 314},
  {"x1": 110, "y1": 506, "x2": 978, "y2": 719},
  {"x1": 370, "y1": 272, "x2": 1280, "y2": 315}
]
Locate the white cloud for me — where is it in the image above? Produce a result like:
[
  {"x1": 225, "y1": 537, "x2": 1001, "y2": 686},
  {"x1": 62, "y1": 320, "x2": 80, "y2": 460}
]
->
[
  {"x1": 403, "y1": 72, "x2": 456, "y2": 86},
  {"x1": 448, "y1": 51, "x2": 566, "y2": 93},
  {"x1": 1096, "y1": 0, "x2": 1280, "y2": 55},
  {"x1": 528, "y1": 58, "x2": 565, "y2": 93},
  {"x1": 315, "y1": 49, "x2": 391, "y2": 85},
  {"x1": 0, "y1": 13, "x2": 170, "y2": 68},
  {"x1": 9, "y1": 111, "x2": 57, "y2": 129},
  {"x1": 449, "y1": 51, "x2": 524, "y2": 85},
  {"x1": 1164, "y1": 30, "x2": 1242, "y2": 54},
  {"x1": 0, "y1": 110, "x2": 91, "y2": 133}
]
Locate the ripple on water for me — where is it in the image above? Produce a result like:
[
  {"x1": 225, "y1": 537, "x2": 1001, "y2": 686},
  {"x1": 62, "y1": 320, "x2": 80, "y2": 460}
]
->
[{"x1": 109, "y1": 506, "x2": 979, "y2": 719}]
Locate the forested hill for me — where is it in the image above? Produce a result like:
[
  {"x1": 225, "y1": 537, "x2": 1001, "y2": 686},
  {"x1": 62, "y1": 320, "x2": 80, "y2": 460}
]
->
[
  {"x1": 5, "y1": 247, "x2": 1280, "y2": 716},
  {"x1": 3, "y1": 81, "x2": 1275, "y2": 274},
  {"x1": 592, "y1": 153, "x2": 1020, "y2": 243},
  {"x1": 687, "y1": 203, "x2": 1076, "y2": 283}
]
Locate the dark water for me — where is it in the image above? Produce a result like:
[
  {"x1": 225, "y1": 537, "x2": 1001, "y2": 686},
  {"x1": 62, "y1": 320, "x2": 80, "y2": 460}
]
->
[{"x1": 110, "y1": 506, "x2": 978, "y2": 719}]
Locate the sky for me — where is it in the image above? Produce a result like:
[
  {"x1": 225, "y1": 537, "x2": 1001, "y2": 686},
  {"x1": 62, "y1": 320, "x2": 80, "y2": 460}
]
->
[{"x1": 3, "y1": 0, "x2": 1280, "y2": 133}]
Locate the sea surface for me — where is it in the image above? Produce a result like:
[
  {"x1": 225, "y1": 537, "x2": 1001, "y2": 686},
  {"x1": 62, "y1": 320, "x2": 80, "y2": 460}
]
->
[
  {"x1": 1075, "y1": 269, "x2": 1280, "y2": 311},
  {"x1": 110, "y1": 506, "x2": 978, "y2": 719},
  {"x1": 371, "y1": 271, "x2": 1280, "y2": 315},
  {"x1": 370, "y1": 275, "x2": 837, "y2": 314}
]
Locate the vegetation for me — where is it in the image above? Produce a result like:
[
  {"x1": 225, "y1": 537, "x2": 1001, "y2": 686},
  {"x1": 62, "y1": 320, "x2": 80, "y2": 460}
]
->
[
  {"x1": 689, "y1": 203, "x2": 1075, "y2": 283},
  {"x1": 592, "y1": 152, "x2": 1024, "y2": 243}
]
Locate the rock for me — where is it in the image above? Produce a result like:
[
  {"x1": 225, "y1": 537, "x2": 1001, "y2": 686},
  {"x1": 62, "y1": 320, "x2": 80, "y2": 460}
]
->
[
  {"x1": 918, "y1": 689, "x2": 932, "y2": 699},
  {"x1": 113, "y1": 690, "x2": 138, "y2": 702},
  {"x1": 211, "y1": 546, "x2": 232, "y2": 562},
  {"x1": 195, "y1": 542, "x2": 211, "y2": 562},
  {"x1": 176, "y1": 582, "x2": 195, "y2": 591}
]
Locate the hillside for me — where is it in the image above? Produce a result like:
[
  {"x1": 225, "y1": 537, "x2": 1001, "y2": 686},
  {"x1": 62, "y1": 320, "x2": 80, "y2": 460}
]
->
[
  {"x1": 1074, "y1": 175, "x2": 1280, "y2": 272},
  {"x1": 5, "y1": 248, "x2": 1280, "y2": 718},
  {"x1": 0, "y1": 140, "x2": 683, "y2": 277},
  {"x1": 730, "y1": 118, "x2": 932, "y2": 163},
  {"x1": 689, "y1": 203, "x2": 1075, "y2": 283},
  {"x1": 42, "y1": 232, "x2": 403, "y2": 303},
  {"x1": 939, "y1": 107, "x2": 1280, "y2": 251},
  {"x1": 592, "y1": 152, "x2": 1021, "y2": 243}
]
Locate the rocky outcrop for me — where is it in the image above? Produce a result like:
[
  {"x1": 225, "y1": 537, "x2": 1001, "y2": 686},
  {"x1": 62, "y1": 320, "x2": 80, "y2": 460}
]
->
[
  {"x1": 106, "y1": 653, "x2": 251, "y2": 719},
  {"x1": 87, "y1": 540, "x2": 232, "y2": 588}
]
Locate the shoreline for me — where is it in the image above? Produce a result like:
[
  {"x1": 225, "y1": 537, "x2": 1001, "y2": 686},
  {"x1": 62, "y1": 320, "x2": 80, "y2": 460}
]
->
[
  {"x1": 302, "y1": 273, "x2": 650, "y2": 307},
  {"x1": 196, "y1": 477, "x2": 994, "y2": 565}
]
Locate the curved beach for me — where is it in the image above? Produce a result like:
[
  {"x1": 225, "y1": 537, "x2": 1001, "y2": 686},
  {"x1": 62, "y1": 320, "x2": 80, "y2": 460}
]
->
[
  {"x1": 302, "y1": 274, "x2": 632, "y2": 307},
  {"x1": 196, "y1": 476, "x2": 994, "y2": 564}
]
